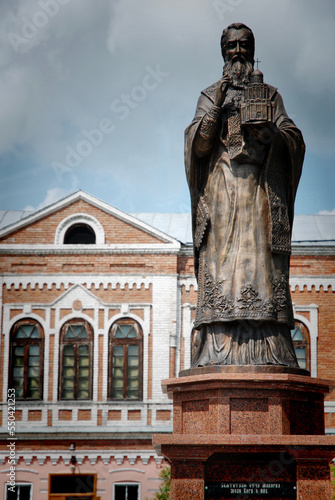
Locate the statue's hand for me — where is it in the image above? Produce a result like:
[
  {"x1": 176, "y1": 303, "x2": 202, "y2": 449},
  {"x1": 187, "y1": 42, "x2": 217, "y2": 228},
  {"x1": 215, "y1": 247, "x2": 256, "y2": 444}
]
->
[
  {"x1": 215, "y1": 76, "x2": 230, "y2": 107},
  {"x1": 244, "y1": 121, "x2": 278, "y2": 144}
]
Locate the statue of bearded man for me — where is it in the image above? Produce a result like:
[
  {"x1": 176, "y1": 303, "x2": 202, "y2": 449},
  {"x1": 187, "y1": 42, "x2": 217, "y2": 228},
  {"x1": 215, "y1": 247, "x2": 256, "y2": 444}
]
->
[{"x1": 185, "y1": 23, "x2": 305, "y2": 368}]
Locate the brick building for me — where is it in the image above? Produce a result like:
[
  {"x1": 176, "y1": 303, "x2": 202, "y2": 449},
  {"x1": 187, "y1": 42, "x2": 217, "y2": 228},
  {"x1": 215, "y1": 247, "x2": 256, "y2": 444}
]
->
[{"x1": 0, "y1": 190, "x2": 334, "y2": 500}]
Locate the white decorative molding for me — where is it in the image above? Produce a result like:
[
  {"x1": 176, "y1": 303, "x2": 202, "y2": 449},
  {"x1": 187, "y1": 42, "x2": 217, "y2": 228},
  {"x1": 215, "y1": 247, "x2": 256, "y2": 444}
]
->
[
  {"x1": 289, "y1": 276, "x2": 335, "y2": 292},
  {"x1": 152, "y1": 275, "x2": 178, "y2": 402},
  {"x1": 0, "y1": 450, "x2": 160, "y2": 467},
  {"x1": 3, "y1": 275, "x2": 152, "y2": 291},
  {"x1": 0, "y1": 468, "x2": 38, "y2": 474},
  {"x1": 51, "y1": 283, "x2": 103, "y2": 308},
  {"x1": 169, "y1": 335, "x2": 177, "y2": 348},
  {"x1": 325, "y1": 402, "x2": 335, "y2": 413},
  {"x1": 175, "y1": 280, "x2": 182, "y2": 376},
  {"x1": 0, "y1": 243, "x2": 180, "y2": 255},
  {"x1": 121, "y1": 303, "x2": 129, "y2": 315},
  {"x1": 109, "y1": 468, "x2": 145, "y2": 474},
  {"x1": 54, "y1": 213, "x2": 105, "y2": 245},
  {"x1": 0, "y1": 401, "x2": 173, "y2": 431},
  {"x1": 292, "y1": 245, "x2": 335, "y2": 256},
  {"x1": 23, "y1": 304, "x2": 32, "y2": 314},
  {"x1": 179, "y1": 277, "x2": 197, "y2": 292},
  {"x1": 179, "y1": 276, "x2": 335, "y2": 293},
  {"x1": 181, "y1": 304, "x2": 194, "y2": 370}
]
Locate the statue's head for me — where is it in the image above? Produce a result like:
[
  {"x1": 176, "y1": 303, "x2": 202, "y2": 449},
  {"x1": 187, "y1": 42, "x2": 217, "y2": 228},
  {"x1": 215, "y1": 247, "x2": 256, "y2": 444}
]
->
[
  {"x1": 221, "y1": 23, "x2": 255, "y2": 84},
  {"x1": 220, "y1": 23, "x2": 255, "y2": 65}
]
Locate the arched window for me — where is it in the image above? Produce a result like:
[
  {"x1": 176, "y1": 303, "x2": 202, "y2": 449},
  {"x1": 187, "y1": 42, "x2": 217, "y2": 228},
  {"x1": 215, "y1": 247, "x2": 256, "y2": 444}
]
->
[
  {"x1": 291, "y1": 321, "x2": 310, "y2": 371},
  {"x1": 63, "y1": 223, "x2": 96, "y2": 244},
  {"x1": 59, "y1": 319, "x2": 93, "y2": 400},
  {"x1": 109, "y1": 319, "x2": 143, "y2": 401},
  {"x1": 9, "y1": 319, "x2": 44, "y2": 400}
]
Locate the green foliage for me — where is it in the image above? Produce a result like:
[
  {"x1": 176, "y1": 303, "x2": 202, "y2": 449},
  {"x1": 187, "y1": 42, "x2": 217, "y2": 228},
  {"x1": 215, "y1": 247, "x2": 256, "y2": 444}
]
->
[
  {"x1": 151, "y1": 466, "x2": 171, "y2": 500},
  {"x1": 331, "y1": 463, "x2": 335, "y2": 500}
]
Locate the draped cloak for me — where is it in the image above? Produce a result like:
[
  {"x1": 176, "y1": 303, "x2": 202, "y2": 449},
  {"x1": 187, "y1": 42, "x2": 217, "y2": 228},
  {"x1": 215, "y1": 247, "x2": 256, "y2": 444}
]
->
[{"x1": 185, "y1": 80, "x2": 305, "y2": 367}]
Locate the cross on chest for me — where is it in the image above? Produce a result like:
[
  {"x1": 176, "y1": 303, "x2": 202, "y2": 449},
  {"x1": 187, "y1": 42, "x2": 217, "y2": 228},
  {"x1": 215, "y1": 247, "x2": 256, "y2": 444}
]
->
[{"x1": 273, "y1": 198, "x2": 287, "y2": 224}]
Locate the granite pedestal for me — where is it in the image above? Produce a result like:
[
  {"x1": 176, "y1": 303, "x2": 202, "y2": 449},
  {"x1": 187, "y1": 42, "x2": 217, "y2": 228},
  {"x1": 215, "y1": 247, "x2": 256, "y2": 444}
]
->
[{"x1": 153, "y1": 368, "x2": 335, "y2": 499}]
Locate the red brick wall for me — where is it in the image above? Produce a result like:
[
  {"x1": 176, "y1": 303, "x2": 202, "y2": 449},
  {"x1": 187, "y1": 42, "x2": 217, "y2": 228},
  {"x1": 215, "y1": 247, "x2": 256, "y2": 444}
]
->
[
  {"x1": 1, "y1": 253, "x2": 177, "y2": 275},
  {"x1": 290, "y1": 255, "x2": 335, "y2": 275},
  {"x1": 78, "y1": 409, "x2": 91, "y2": 420},
  {"x1": 3, "y1": 283, "x2": 153, "y2": 305},
  {"x1": 28, "y1": 410, "x2": 42, "y2": 421},
  {"x1": 156, "y1": 410, "x2": 171, "y2": 421},
  {"x1": 178, "y1": 255, "x2": 194, "y2": 275},
  {"x1": 59, "y1": 410, "x2": 72, "y2": 421}
]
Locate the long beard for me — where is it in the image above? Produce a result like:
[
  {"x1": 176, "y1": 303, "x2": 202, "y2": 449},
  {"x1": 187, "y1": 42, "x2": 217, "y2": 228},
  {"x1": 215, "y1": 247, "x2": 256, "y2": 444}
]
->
[{"x1": 223, "y1": 59, "x2": 253, "y2": 86}]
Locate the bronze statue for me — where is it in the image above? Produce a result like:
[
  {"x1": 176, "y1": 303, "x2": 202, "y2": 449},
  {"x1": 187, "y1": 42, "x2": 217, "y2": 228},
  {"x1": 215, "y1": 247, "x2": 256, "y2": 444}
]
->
[{"x1": 185, "y1": 23, "x2": 305, "y2": 368}]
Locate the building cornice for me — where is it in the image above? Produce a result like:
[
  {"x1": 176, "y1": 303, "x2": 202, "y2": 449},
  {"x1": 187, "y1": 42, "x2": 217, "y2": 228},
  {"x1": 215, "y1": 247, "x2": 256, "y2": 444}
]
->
[
  {"x1": 291, "y1": 245, "x2": 335, "y2": 256},
  {"x1": 0, "y1": 448, "x2": 164, "y2": 466},
  {"x1": 179, "y1": 244, "x2": 335, "y2": 257},
  {"x1": 0, "y1": 243, "x2": 180, "y2": 255}
]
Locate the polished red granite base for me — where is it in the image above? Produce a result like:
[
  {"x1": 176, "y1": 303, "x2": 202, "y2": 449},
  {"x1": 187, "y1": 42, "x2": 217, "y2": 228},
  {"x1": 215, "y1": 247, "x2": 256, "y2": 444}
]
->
[{"x1": 153, "y1": 371, "x2": 335, "y2": 499}]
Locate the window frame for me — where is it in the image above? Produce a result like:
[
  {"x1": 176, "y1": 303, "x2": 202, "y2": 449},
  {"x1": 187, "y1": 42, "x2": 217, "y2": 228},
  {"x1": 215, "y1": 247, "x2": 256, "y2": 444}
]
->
[
  {"x1": 59, "y1": 319, "x2": 94, "y2": 401},
  {"x1": 5, "y1": 482, "x2": 33, "y2": 500},
  {"x1": 291, "y1": 320, "x2": 310, "y2": 372},
  {"x1": 113, "y1": 482, "x2": 140, "y2": 500},
  {"x1": 108, "y1": 318, "x2": 143, "y2": 401},
  {"x1": 8, "y1": 319, "x2": 44, "y2": 401}
]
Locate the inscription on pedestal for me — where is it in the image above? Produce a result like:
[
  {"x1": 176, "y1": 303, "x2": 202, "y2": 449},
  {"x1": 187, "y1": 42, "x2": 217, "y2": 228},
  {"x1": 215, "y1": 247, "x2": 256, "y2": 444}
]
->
[{"x1": 204, "y1": 481, "x2": 296, "y2": 498}]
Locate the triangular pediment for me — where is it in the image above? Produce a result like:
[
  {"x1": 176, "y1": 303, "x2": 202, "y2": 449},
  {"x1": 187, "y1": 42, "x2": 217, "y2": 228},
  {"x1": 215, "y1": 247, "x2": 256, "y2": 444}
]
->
[
  {"x1": 51, "y1": 284, "x2": 103, "y2": 309},
  {"x1": 0, "y1": 191, "x2": 179, "y2": 247}
]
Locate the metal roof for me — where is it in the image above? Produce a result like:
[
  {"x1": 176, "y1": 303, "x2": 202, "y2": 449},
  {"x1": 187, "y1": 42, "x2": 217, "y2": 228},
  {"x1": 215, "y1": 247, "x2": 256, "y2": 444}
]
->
[
  {"x1": 0, "y1": 209, "x2": 334, "y2": 246},
  {"x1": 132, "y1": 213, "x2": 335, "y2": 246},
  {"x1": 0, "y1": 210, "x2": 34, "y2": 230},
  {"x1": 291, "y1": 215, "x2": 335, "y2": 245},
  {"x1": 131, "y1": 212, "x2": 193, "y2": 244}
]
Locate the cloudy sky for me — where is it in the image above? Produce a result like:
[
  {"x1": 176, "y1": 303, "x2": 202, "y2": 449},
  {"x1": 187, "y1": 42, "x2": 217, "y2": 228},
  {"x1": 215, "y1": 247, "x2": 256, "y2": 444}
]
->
[{"x1": 0, "y1": 0, "x2": 334, "y2": 215}]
